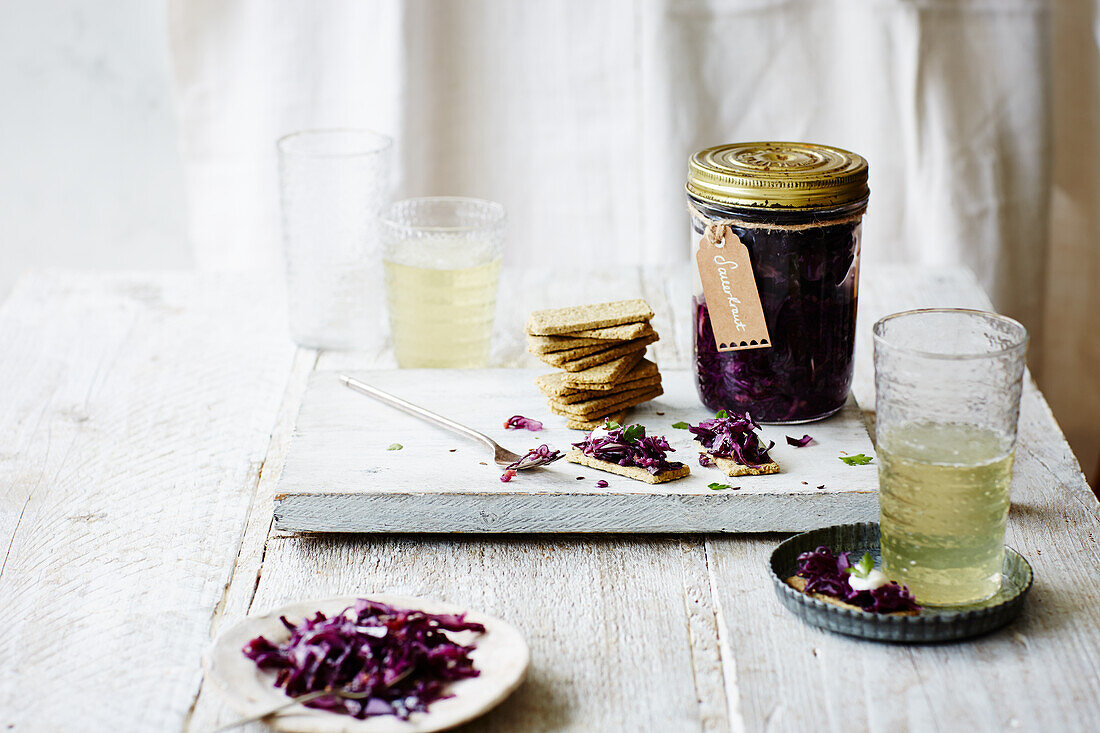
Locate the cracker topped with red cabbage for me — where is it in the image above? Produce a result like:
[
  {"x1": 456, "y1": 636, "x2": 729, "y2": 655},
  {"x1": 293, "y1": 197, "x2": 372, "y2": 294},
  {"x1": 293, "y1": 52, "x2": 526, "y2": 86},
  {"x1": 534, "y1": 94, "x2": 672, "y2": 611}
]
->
[
  {"x1": 688, "y1": 411, "x2": 780, "y2": 477},
  {"x1": 566, "y1": 421, "x2": 689, "y2": 484},
  {"x1": 786, "y1": 546, "x2": 921, "y2": 615}
]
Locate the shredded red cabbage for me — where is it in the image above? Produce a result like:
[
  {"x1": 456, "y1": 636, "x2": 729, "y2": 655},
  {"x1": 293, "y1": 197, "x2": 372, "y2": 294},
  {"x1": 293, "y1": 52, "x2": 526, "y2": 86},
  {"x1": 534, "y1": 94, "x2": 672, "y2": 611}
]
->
[
  {"x1": 688, "y1": 412, "x2": 774, "y2": 466},
  {"x1": 595, "y1": 479, "x2": 609, "y2": 488},
  {"x1": 795, "y1": 546, "x2": 921, "y2": 614},
  {"x1": 571, "y1": 422, "x2": 683, "y2": 475},
  {"x1": 504, "y1": 415, "x2": 543, "y2": 431},
  {"x1": 506, "y1": 444, "x2": 562, "y2": 471},
  {"x1": 786, "y1": 434, "x2": 814, "y2": 447},
  {"x1": 242, "y1": 599, "x2": 485, "y2": 719}
]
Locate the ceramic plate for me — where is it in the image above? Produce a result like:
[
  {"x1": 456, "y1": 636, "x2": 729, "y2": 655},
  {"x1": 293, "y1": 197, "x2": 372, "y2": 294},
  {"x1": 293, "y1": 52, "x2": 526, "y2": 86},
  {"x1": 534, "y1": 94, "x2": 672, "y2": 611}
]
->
[
  {"x1": 204, "y1": 595, "x2": 530, "y2": 732},
  {"x1": 770, "y1": 522, "x2": 1033, "y2": 642}
]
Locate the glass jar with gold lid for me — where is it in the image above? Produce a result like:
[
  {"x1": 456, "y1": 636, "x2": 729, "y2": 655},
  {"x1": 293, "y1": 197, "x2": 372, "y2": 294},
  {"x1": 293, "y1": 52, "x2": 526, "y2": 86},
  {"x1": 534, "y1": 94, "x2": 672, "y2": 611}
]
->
[{"x1": 687, "y1": 142, "x2": 869, "y2": 423}]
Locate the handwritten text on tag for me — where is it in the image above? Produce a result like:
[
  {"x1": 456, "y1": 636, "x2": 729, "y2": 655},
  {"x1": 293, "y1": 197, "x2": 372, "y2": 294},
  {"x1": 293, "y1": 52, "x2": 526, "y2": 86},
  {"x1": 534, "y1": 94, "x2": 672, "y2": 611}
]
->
[{"x1": 696, "y1": 226, "x2": 771, "y2": 351}]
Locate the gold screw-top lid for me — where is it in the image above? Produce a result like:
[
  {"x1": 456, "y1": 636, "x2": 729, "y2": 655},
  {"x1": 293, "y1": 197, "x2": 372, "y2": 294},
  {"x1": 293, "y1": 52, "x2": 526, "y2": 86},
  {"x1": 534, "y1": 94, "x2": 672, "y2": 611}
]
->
[{"x1": 687, "y1": 141, "x2": 869, "y2": 210}]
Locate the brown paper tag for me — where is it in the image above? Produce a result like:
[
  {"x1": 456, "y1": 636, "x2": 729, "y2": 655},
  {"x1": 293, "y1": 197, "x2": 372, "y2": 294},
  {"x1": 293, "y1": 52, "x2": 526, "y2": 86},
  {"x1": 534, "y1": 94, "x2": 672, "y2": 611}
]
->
[{"x1": 696, "y1": 226, "x2": 771, "y2": 351}]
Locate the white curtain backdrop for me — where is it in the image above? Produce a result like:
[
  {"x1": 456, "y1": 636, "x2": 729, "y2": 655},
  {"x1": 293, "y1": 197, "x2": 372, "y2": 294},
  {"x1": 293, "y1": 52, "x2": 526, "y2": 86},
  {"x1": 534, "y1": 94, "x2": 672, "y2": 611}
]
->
[{"x1": 168, "y1": 0, "x2": 1100, "y2": 479}]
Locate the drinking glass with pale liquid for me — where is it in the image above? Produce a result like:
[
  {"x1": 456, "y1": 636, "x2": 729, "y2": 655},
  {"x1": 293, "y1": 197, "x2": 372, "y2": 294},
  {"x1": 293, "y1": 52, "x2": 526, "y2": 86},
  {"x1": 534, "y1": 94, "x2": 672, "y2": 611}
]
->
[
  {"x1": 873, "y1": 309, "x2": 1028, "y2": 606},
  {"x1": 381, "y1": 198, "x2": 506, "y2": 368}
]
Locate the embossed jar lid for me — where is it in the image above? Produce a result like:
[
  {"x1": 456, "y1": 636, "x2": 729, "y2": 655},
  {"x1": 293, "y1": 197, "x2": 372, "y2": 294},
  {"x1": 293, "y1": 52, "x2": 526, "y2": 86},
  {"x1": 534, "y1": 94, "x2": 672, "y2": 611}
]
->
[{"x1": 687, "y1": 141, "x2": 869, "y2": 210}]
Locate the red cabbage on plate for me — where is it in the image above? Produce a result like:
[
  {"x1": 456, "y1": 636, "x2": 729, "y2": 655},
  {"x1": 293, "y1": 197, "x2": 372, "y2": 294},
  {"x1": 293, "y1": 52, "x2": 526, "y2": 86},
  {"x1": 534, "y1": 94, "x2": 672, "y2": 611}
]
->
[{"x1": 242, "y1": 598, "x2": 485, "y2": 720}]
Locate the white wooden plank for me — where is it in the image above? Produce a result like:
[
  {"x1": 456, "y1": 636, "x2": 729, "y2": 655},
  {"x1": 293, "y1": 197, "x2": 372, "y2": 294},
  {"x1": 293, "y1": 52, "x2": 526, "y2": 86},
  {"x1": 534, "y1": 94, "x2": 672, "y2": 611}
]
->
[
  {"x1": 276, "y1": 489, "x2": 878, "y2": 534},
  {"x1": 273, "y1": 370, "x2": 879, "y2": 533},
  {"x1": 707, "y1": 265, "x2": 1100, "y2": 732},
  {"x1": 237, "y1": 533, "x2": 729, "y2": 733},
  {"x1": 184, "y1": 347, "x2": 319, "y2": 732},
  {"x1": 0, "y1": 272, "x2": 295, "y2": 731}
]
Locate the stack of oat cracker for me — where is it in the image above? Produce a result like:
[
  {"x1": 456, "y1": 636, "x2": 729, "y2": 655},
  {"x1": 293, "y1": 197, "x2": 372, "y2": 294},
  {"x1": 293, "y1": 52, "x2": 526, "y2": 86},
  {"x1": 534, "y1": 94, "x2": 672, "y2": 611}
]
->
[{"x1": 526, "y1": 299, "x2": 664, "y2": 429}]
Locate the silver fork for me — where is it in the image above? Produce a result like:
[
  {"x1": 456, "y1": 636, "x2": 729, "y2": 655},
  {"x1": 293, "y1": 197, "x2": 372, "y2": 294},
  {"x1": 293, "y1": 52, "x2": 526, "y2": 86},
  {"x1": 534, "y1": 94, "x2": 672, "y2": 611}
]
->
[
  {"x1": 213, "y1": 689, "x2": 372, "y2": 732},
  {"x1": 340, "y1": 374, "x2": 537, "y2": 468}
]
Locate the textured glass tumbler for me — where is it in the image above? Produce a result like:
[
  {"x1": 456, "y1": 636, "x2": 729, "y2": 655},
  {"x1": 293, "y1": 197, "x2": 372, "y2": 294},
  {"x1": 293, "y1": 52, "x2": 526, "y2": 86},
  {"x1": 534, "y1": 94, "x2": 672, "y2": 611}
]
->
[
  {"x1": 278, "y1": 129, "x2": 393, "y2": 349},
  {"x1": 381, "y1": 197, "x2": 506, "y2": 368},
  {"x1": 873, "y1": 309, "x2": 1028, "y2": 606}
]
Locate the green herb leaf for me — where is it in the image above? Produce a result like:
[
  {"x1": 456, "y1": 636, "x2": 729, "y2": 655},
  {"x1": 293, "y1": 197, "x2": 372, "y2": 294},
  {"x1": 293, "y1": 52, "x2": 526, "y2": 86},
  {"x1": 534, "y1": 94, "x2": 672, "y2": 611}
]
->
[
  {"x1": 620, "y1": 424, "x2": 645, "y2": 443},
  {"x1": 604, "y1": 420, "x2": 622, "y2": 430},
  {"x1": 387, "y1": 443, "x2": 403, "y2": 451},
  {"x1": 671, "y1": 421, "x2": 692, "y2": 429},
  {"x1": 715, "y1": 409, "x2": 728, "y2": 419},
  {"x1": 839, "y1": 453, "x2": 874, "y2": 465},
  {"x1": 708, "y1": 482, "x2": 731, "y2": 491},
  {"x1": 845, "y1": 551, "x2": 875, "y2": 577}
]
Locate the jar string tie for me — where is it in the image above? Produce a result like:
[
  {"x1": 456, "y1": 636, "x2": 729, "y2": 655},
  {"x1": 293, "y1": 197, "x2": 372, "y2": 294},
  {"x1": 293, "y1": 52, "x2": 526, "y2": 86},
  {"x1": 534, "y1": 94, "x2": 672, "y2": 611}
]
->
[{"x1": 686, "y1": 201, "x2": 865, "y2": 235}]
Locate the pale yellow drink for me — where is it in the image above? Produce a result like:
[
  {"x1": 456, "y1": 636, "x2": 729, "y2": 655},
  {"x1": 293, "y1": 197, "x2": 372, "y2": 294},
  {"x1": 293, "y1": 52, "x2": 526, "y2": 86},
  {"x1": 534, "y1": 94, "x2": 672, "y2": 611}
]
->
[
  {"x1": 384, "y1": 257, "x2": 502, "y2": 368},
  {"x1": 878, "y1": 422, "x2": 1013, "y2": 606}
]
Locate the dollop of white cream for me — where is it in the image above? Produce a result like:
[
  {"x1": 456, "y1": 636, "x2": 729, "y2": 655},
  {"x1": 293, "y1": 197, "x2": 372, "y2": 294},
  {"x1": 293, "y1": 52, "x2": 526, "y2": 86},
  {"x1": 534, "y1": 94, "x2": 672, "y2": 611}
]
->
[
  {"x1": 587, "y1": 428, "x2": 610, "y2": 441},
  {"x1": 848, "y1": 568, "x2": 890, "y2": 592}
]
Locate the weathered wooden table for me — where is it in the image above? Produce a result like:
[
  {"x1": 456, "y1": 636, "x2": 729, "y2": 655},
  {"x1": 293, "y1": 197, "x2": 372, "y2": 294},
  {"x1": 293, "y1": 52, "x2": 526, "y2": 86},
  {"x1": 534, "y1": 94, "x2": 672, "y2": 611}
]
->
[{"x1": 1, "y1": 265, "x2": 1097, "y2": 732}]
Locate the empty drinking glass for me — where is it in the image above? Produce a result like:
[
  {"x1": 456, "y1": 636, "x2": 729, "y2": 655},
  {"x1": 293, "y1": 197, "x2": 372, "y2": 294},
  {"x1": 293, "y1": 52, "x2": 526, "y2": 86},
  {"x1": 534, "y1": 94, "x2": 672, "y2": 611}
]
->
[
  {"x1": 873, "y1": 308, "x2": 1028, "y2": 606},
  {"x1": 381, "y1": 197, "x2": 506, "y2": 368},
  {"x1": 278, "y1": 129, "x2": 393, "y2": 349}
]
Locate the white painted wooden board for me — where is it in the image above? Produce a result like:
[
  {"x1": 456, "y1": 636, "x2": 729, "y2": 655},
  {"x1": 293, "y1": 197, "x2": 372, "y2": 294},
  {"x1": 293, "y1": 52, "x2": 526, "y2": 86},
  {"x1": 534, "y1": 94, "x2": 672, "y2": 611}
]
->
[{"x1": 273, "y1": 369, "x2": 879, "y2": 533}]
